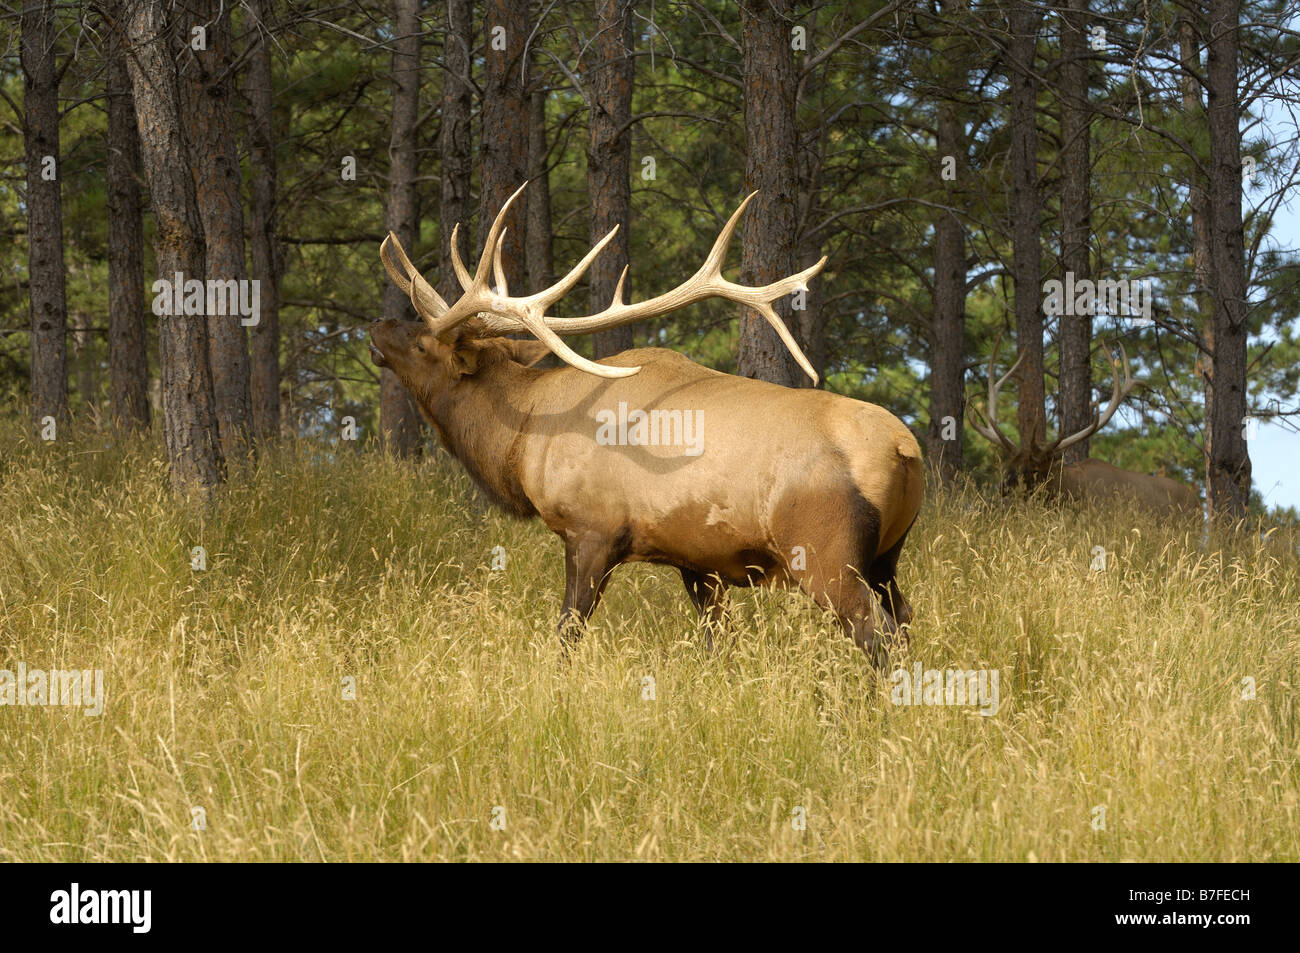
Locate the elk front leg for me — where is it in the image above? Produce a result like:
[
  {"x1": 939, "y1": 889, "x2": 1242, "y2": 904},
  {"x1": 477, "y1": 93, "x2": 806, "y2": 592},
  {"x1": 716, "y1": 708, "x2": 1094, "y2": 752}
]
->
[
  {"x1": 557, "y1": 532, "x2": 622, "y2": 644},
  {"x1": 680, "y1": 568, "x2": 728, "y2": 651}
]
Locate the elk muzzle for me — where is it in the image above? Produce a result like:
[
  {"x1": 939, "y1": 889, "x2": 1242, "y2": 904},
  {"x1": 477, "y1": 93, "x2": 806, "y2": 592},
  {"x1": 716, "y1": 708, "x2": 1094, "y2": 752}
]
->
[{"x1": 368, "y1": 320, "x2": 393, "y2": 367}]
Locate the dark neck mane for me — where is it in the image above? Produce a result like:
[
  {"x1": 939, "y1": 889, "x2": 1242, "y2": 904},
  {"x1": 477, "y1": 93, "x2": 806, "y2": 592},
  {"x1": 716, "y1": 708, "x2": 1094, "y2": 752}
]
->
[{"x1": 420, "y1": 342, "x2": 541, "y2": 518}]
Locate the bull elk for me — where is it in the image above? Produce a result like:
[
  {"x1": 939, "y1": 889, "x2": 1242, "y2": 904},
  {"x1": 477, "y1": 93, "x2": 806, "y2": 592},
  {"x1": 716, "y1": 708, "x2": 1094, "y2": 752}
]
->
[
  {"x1": 368, "y1": 184, "x2": 923, "y2": 663},
  {"x1": 968, "y1": 337, "x2": 1200, "y2": 514}
]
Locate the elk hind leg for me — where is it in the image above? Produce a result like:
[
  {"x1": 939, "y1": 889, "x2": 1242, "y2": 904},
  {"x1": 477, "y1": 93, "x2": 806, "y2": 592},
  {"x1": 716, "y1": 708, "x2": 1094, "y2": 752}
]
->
[
  {"x1": 803, "y1": 573, "x2": 892, "y2": 669},
  {"x1": 680, "y1": 568, "x2": 728, "y2": 651},
  {"x1": 867, "y1": 528, "x2": 913, "y2": 642},
  {"x1": 791, "y1": 539, "x2": 893, "y2": 668}
]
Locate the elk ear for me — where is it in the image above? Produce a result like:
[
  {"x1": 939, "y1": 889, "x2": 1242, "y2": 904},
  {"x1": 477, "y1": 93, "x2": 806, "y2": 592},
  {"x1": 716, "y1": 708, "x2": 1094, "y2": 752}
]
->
[
  {"x1": 440, "y1": 327, "x2": 481, "y2": 378},
  {"x1": 498, "y1": 338, "x2": 551, "y2": 367}
]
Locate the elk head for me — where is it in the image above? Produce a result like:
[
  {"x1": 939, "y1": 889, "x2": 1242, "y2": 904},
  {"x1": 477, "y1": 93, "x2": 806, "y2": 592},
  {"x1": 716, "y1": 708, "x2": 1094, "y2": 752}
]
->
[
  {"x1": 369, "y1": 182, "x2": 825, "y2": 395},
  {"x1": 967, "y1": 334, "x2": 1137, "y2": 496}
]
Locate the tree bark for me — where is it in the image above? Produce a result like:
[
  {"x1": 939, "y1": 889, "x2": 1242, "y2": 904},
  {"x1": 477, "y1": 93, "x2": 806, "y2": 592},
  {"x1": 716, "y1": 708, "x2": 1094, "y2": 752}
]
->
[
  {"x1": 438, "y1": 0, "x2": 474, "y2": 305},
  {"x1": 1009, "y1": 1, "x2": 1045, "y2": 445},
  {"x1": 106, "y1": 2, "x2": 150, "y2": 430},
  {"x1": 184, "y1": 0, "x2": 253, "y2": 460},
  {"x1": 245, "y1": 0, "x2": 281, "y2": 442},
  {"x1": 928, "y1": 100, "x2": 966, "y2": 480},
  {"x1": 588, "y1": 0, "x2": 634, "y2": 357},
  {"x1": 795, "y1": 33, "x2": 827, "y2": 384},
  {"x1": 1058, "y1": 0, "x2": 1092, "y2": 463},
  {"x1": 380, "y1": 0, "x2": 424, "y2": 457},
  {"x1": 527, "y1": 82, "x2": 554, "y2": 293},
  {"x1": 795, "y1": 172, "x2": 827, "y2": 380},
  {"x1": 21, "y1": 0, "x2": 68, "y2": 434},
  {"x1": 124, "y1": 0, "x2": 225, "y2": 492},
  {"x1": 479, "y1": 0, "x2": 529, "y2": 291},
  {"x1": 1180, "y1": 17, "x2": 1215, "y2": 496},
  {"x1": 737, "y1": 0, "x2": 802, "y2": 387},
  {"x1": 1205, "y1": 0, "x2": 1251, "y2": 518}
]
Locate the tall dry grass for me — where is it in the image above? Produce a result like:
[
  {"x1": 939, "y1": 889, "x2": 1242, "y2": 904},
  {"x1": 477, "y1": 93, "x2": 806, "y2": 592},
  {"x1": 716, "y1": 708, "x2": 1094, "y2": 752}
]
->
[{"x1": 0, "y1": 424, "x2": 1296, "y2": 860}]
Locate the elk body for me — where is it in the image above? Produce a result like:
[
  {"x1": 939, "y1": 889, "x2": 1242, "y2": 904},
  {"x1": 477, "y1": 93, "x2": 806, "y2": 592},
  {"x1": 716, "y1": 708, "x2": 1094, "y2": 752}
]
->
[
  {"x1": 1053, "y1": 458, "x2": 1200, "y2": 512},
  {"x1": 369, "y1": 186, "x2": 923, "y2": 662},
  {"x1": 969, "y1": 338, "x2": 1201, "y2": 515}
]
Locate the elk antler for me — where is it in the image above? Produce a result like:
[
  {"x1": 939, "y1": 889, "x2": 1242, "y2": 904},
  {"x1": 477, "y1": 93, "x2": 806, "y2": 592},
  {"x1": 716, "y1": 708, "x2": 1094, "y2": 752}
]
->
[
  {"x1": 1051, "y1": 342, "x2": 1138, "y2": 453},
  {"x1": 967, "y1": 331, "x2": 1024, "y2": 454},
  {"x1": 966, "y1": 335, "x2": 1139, "y2": 455},
  {"x1": 380, "y1": 183, "x2": 827, "y2": 382}
]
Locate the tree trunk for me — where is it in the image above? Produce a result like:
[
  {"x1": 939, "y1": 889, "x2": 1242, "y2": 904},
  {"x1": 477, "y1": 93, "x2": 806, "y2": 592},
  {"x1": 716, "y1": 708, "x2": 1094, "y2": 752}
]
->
[
  {"x1": 245, "y1": 0, "x2": 281, "y2": 442},
  {"x1": 928, "y1": 100, "x2": 966, "y2": 480},
  {"x1": 21, "y1": 0, "x2": 68, "y2": 434},
  {"x1": 1205, "y1": 0, "x2": 1251, "y2": 518},
  {"x1": 1009, "y1": 1, "x2": 1045, "y2": 445},
  {"x1": 527, "y1": 84, "x2": 554, "y2": 294},
  {"x1": 795, "y1": 185, "x2": 828, "y2": 380},
  {"x1": 438, "y1": 0, "x2": 474, "y2": 305},
  {"x1": 184, "y1": 0, "x2": 253, "y2": 460},
  {"x1": 379, "y1": 0, "x2": 424, "y2": 457},
  {"x1": 737, "y1": 0, "x2": 802, "y2": 387},
  {"x1": 124, "y1": 0, "x2": 225, "y2": 493},
  {"x1": 1180, "y1": 17, "x2": 1215, "y2": 496},
  {"x1": 479, "y1": 0, "x2": 529, "y2": 290},
  {"x1": 588, "y1": 0, "x2": 634, "y2": 357},
  {"x1": 106, "y1": 3, "x2": 150, "y2": 430},
  {"x1": 795, "y1": 13, "x2": 827, "y2": 382},
  {"x1": 1058, "y1": 0, "x2": 1092, "y2": 463}
]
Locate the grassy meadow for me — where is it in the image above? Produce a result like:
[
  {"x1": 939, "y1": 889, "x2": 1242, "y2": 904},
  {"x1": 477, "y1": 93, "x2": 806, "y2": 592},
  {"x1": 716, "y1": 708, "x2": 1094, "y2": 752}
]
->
[{"x1": 1, "y1": 424, "x2": 1297, "y2": 862}]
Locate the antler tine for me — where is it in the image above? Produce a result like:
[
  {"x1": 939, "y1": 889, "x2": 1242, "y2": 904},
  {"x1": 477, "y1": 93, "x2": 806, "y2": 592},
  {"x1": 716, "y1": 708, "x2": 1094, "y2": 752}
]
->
[
  {"x1": 745, "y1": 298, "x2": 820, "y2": 384},
  {"x1": 380, "y1": 234, "x2": 412, "y2": 296},
  {"x1": 466, "y1": 227, "x2": 621, "y2": 337},
  {"x1": 717, "y1": 255, "x2": 826, "y2": 385},
  {"x1": 1054, "y1": 341, "x2": 1140, "y2": 452},
  {"x1": 967, "y1": 402, "x2": 1016, "y2": 454},
  {"x1": 509, "y1": 310, "x2": 640, "y2": 379},
  {"x1": 670, "y1": 191, "x2": 823, "y2": 383},
  {"x1": 990, "y1": 332, "x2": 1026, "y2": 405},
  {"x1": 1115, "y1": 341, "x2": 1136, "y2": 398},
  {"x1": 611, "y1": 265, "x2": 628, "y2": 307},
  {"x1": 968, "y1": 399, "x2": 1018, "y2": 453},
  {"x1": 449, "y1": 223, "x2": 473, "y2": 291},
  {"x1": 694, "y1": 193, "x2": 828, "y2": 306},
  {"x1": 381, "y1": 231, "x2": 450, "y2": 325},
  {"x1": 537, "y1": 224, "x2": 620, "y2": 309},
  {"x1": 425, "y1": 182, "x2": 530, "y2": 336},
  {"x1": 492, "y1": 228, "x2": 509, "y2": 297},
  {"x1": 967, "y1": 331, "x2": 1023, "y2": 453},
  {"x1": 475, "y1": 182, "x2": 527, "y2": 287},
  {"x1": 697, "y1": 191, "x2": 758, "y2": 279}
]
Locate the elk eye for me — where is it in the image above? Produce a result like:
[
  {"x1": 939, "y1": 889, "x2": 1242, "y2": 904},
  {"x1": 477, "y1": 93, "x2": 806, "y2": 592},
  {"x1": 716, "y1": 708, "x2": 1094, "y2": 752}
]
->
[{"x1": 415, "y1": 343, "x2": 425, "y2": 354}]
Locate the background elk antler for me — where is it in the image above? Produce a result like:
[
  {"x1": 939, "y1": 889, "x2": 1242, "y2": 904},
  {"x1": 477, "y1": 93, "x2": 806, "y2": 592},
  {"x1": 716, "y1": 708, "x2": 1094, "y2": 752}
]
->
[
  {"x1": 968, "y1": 333, "x2": 1138, "y2": 454},
  {"x1": 965, "y1": 334, "x2": 1197, "y2": 513},
  {"x1": 380, "y1": 182, "x2": 827, "y2": 383}
]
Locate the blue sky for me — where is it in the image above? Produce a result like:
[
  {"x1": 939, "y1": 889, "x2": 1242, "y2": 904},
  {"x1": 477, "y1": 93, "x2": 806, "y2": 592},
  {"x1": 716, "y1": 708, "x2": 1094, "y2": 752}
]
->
[{"x1": 1246, "y1": 91, "x2": 1299, "y2": 514}]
